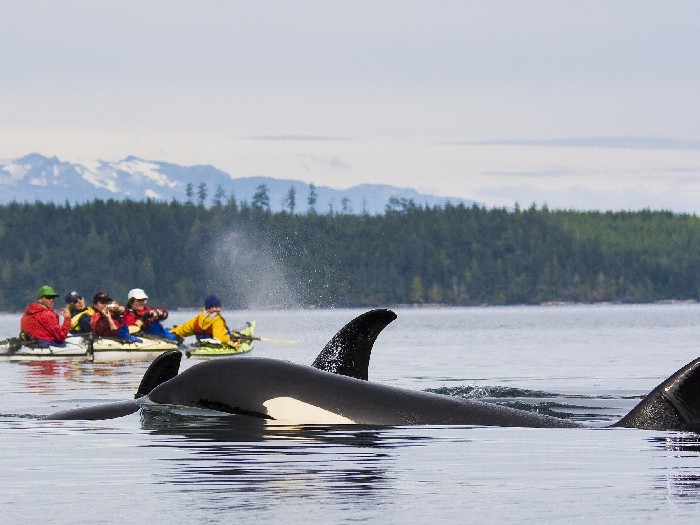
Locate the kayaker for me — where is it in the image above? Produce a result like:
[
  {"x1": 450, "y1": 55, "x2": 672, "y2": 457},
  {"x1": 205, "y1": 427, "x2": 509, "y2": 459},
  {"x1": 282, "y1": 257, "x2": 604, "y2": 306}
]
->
[
  {"x1": 91, "y1": 292, "x2": 142, "y2": 342},
  {"x1": 170, "y1": 294, "x2": 241, "y2": 348},
  {"x1": 122, "y1": 288, "x2": 178, "y2": 341},
  {"x1": 19, "y1": 285, "x2": 72, "y2": 346},
  {"x1": 65, "y1": 290, "x2": 94, "y2": 334}
]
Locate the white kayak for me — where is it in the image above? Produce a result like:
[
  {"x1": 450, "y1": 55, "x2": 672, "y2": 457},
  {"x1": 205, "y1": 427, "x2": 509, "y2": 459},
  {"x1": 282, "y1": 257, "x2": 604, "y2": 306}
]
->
[{"x1": 0, "y1": 334, "x2": 181, "y2": 362}]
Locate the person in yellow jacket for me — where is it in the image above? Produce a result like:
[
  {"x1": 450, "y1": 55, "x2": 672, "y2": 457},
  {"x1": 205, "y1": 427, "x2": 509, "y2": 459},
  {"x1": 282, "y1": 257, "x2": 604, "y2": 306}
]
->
[{"x1": 170, "y1": 295, "x2": 241, "y2": 348}]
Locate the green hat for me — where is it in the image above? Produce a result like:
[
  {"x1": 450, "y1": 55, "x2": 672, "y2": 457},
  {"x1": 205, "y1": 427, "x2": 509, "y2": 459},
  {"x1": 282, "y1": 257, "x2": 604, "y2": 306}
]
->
[{"x1": 37, "y1": 285, "x2": 59, "y2": 299}]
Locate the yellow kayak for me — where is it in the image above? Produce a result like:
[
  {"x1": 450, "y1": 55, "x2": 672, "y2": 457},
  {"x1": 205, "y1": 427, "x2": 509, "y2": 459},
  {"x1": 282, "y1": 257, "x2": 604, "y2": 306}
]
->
[{"x1": 185, "y1": 321, "x2": 256, "y2": 358}]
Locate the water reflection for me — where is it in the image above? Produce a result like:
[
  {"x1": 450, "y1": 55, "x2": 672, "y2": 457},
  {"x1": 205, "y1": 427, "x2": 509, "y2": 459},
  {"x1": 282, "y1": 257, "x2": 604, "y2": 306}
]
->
[
  {"x1": 650, "y1": 434, "x2": 700, "y2": 501},
  {"x1": 139, "y1": 408, "x2": 438, "y2": 499},
  {"x1": 22, "y1": 360, "x2": 78, "y2": 392},
  {"x1": 17, "y1": 359, "x2": 153, "y2": 394},
  {"x1": 141, "y1": 407, "x2": 435, "y2": 447},
  {"x1": 651, "y1": 434, "x2": 700, "y2": 454}
]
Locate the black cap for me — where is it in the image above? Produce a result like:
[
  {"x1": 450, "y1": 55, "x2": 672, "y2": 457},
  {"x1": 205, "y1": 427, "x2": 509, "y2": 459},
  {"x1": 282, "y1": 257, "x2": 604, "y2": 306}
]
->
[
  {"x1": 65, "y1": 291, "x2": 82, "y2": 304},
  {"x1": 92, "y1": 292, "x2": 112, "y2": 305}
]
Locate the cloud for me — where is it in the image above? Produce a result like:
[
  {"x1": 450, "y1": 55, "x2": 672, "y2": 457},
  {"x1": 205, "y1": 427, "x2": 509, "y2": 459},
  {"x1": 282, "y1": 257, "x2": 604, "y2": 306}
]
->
[
  {"x1": 474, "y1": 183, "x2": 699, "y2": 213},
  {"x1": 244, "y1": 135, "x2": 350, "y2": 142},
  {"x1": 445, "y1": 137, "x2": 700, "y2": 151},
  {"x1": 298, "y1": 153, "x2": 349, "y2": 173},
  {"x1": 482, "y1": 167, "x2": 575, "y2": 179}
]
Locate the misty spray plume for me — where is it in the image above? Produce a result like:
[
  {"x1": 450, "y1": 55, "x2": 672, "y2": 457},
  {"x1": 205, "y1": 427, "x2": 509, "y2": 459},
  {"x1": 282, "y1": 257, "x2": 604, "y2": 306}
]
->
[{"x1": 208, "y1": 229, "x2": 302, "y2": 309}]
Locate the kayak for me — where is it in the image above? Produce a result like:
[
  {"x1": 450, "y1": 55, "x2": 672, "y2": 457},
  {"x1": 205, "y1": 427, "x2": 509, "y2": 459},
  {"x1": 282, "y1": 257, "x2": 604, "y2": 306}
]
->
[
  {"x1": 90, "y1": 334, "x2": 181, "y2": 362},
  {"x1": 0, "y1": 335, "x2": 90, "y2": 361},
  {"x1": 184, "y1": 321, "x2": 256, "y2": 358},
  {"x1": 0, "y1": 321, "x2": 257, "y2": 361},
  {"x1": 0, "y1": 334, "x2": 180, "y2": 362}
]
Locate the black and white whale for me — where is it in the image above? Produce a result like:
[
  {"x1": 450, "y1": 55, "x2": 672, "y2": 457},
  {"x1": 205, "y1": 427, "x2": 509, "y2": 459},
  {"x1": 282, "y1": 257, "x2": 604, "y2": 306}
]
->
[{"x1": 46, "y1": 309, "x2": 700, "y2": 431}]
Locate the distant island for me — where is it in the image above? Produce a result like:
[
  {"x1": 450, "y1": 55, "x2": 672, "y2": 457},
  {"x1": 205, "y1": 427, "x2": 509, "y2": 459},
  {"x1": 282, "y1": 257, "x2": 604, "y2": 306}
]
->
[{"x1": 0, "y1": 198, "x2": 697, "y2": 311}]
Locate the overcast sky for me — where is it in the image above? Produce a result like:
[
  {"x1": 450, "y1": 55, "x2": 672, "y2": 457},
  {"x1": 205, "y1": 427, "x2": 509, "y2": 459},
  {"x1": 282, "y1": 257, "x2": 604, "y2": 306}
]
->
[{"x1": 2, "y1": 1, "x2": 700, "y2": 212}]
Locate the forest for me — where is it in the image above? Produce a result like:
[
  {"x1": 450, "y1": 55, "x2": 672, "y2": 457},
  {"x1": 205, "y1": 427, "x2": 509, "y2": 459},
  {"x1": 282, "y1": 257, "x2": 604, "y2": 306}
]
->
[{"x1": 0, "y1": 194, "x2": 699, "y2": 312}]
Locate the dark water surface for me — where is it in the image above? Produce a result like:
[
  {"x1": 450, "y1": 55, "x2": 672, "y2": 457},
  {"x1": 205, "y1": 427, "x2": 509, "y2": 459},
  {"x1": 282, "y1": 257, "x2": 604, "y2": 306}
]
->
[{"x1": 3, "y1": 305, "x2": 700, "y2": 523}]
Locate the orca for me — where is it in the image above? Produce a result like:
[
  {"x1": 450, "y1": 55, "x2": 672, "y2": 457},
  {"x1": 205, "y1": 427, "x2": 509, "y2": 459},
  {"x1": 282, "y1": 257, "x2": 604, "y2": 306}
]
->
[{"x1": 45, "y1": 309, "x2": 700, "y2": 431}]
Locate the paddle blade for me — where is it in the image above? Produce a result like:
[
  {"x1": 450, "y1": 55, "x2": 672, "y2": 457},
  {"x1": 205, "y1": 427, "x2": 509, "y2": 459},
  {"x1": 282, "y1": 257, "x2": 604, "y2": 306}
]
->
[
  {"x1": 257, "y1": 337, "x2": 298, "y2": 345},
  {"x1": 135, "y1": 350, "x2": 182, "y2": 399}
]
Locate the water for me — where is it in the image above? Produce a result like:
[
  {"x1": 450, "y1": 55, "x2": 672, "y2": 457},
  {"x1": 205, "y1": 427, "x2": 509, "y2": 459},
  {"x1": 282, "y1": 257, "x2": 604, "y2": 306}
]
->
[{"x1": 3, "y1": 305, "x2": 700, "y2": 523}]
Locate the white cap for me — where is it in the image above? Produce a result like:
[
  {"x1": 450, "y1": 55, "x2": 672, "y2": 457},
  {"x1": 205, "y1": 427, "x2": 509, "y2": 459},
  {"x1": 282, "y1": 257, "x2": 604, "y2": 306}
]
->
[{"x1": 127, "y1": 288, "x2": 149, "y2": 300}]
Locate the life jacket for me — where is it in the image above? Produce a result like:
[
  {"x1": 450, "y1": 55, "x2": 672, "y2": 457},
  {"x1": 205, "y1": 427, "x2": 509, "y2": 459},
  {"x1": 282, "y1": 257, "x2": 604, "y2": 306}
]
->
[
  {"x1": 193, "y1": 314, "x2": 213, "y2": 336},
  {"x1": 70, "y1": 307, "x2": 94, "y2": 331}
]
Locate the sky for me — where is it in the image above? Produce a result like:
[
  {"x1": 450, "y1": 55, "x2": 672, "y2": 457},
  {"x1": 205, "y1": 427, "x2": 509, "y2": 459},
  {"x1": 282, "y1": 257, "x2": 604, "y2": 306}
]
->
[{"x1": 2, "y1": 1, "x2": 700, "y2": 213}]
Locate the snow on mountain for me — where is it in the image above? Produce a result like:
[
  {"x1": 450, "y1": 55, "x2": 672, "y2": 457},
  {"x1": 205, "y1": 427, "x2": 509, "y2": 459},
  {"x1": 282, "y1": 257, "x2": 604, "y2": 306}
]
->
[
  {"x1": 76, "y1": 157, "x2": 183, "y2": 199},
  {"x1": 0, "y1": 153, "x2": 475, "y2": 214}
]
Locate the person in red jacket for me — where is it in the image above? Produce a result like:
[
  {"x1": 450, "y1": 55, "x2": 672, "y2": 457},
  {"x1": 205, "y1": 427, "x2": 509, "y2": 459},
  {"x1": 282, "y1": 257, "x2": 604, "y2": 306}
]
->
[
  {"x1": 122, "y1": 288, "x2": 177, "y2": 341},
  {"x1": 20, "y1": 285, "x2": 71, "y2": 345},
  {"x1": 90, "y1": 291, "x2": 142, "y2": 343}
]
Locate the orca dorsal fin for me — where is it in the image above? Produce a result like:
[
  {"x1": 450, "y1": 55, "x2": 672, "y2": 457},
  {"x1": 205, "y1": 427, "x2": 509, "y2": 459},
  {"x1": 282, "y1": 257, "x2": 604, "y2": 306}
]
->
[
  {"x1": 613, "y1": 356, "x2": 700, "y2": 430},
  {"x1": 312, "y1": 309, "x2": 397, "y2": 380},
  {"x1": 135, "y1": 350, "x2": 182, "y2": 399}
]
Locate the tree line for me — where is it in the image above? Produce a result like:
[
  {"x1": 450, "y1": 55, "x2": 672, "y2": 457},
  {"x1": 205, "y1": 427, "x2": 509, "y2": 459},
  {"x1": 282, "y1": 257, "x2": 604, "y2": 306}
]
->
[
  {"x1": 1, "y1": 197, "x2": 699, "y2": 312},
  {"x1": 183, "y1": 181, "x2": 323, "y2": 213}
]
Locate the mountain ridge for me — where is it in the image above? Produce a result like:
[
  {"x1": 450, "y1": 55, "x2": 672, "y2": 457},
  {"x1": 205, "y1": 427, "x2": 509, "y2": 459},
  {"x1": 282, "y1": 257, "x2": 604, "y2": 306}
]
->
[{"x1": 0, "y1": 153, "x2": 476, "y2": 214}]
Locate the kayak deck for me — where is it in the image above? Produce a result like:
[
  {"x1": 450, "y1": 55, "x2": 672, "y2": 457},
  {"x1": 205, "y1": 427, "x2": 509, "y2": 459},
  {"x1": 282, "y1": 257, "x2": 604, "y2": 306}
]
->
[
  {"x1": 0, "y1": 334, "x2": 180, "y2": 362},
  {"x1": 90, "y1": 335, "x2": 181, "y2": 362},
  {"x1": 185, "y1": 321, "x2": 256, "y2": 358}
]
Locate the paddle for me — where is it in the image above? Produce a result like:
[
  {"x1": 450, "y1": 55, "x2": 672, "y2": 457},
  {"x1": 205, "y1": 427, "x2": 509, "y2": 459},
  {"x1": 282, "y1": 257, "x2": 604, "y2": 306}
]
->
[
  {"x1": 230, "y1": 332, "x2": 298, "y2": 345},
  {"x1": 228, "y1": 320, "x2": 297, "y2": 345},
  {"x1": 64, "y1": 337, "x2": 87, "y2": 347}
]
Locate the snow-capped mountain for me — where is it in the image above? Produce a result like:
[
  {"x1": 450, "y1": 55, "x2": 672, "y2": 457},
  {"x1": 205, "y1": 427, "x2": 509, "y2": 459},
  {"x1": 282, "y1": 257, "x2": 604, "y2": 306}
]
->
[{"x1": 0, "y1": 153, "x2": 475, "y2": 214}]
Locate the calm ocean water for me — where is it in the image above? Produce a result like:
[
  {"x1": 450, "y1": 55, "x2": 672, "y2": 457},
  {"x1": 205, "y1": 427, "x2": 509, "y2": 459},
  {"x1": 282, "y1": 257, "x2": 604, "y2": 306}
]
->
[{"x1": 2, "y1": 305, "x2": 700, "y2": 524}]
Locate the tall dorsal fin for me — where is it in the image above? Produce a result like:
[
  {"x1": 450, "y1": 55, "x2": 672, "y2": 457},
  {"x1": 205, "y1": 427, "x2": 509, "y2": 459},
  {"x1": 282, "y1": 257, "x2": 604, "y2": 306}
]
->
[
  {"x1": 613, "y1": 356, "x2": 700, "y2": 430},
  {"x1": 312, "y1": 309, "x2": 397, "y2": 380},
  {"x1": 135, "y1": 350, "x2": 182, "y2": 399}
]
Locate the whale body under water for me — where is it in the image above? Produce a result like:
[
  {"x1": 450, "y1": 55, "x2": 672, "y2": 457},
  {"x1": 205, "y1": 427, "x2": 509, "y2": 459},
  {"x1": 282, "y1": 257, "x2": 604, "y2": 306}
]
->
[{"x1": 46, "y1": 309, "x2": 700, "y2": 431}]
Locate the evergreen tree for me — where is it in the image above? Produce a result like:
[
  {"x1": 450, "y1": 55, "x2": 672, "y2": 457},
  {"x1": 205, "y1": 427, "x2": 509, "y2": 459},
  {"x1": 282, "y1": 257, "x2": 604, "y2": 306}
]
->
[
  {"x1": 252, "y1": 184, "x2": 271, "y2": 211},
  {"x1": 197, "y1": 182, "x2": 208, "y2": 207},
  {"x1": 284, "y1": 186, "x2": 297, "y2": 214},
  {"x1": 307, "y1": 183, "x2": 318, "y2": 214},
  {"x1": 213, "y1": 185, "x2": 226, "y2": 207}
]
